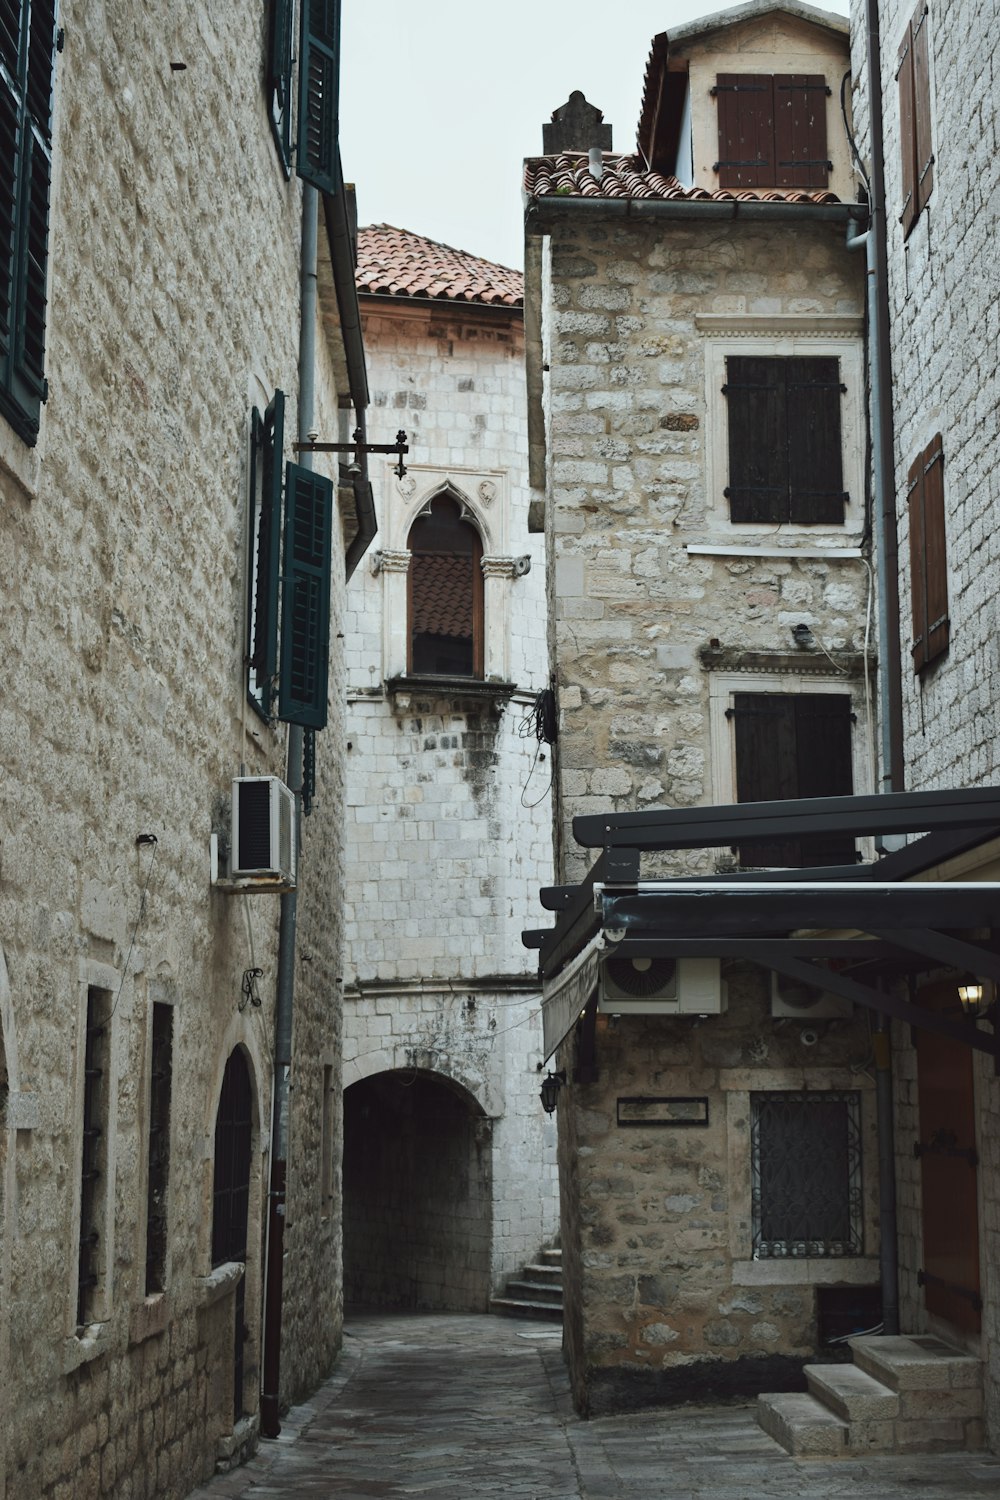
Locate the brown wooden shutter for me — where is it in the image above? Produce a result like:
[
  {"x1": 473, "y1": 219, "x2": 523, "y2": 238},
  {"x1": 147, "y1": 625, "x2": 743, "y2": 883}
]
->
[
  {"x1": 912, "y1": 4, "x2": 934, "y2": 216},
  {"x1": 897, "y1": 23, "x2": 917, "y2": 234},
  {"x1": 786, "y1": 357, "x2": 847, "y2": 524},
  {"x1": 908, "y1": 434, "x2": 948, "y2": 672},
  {"x1": 725, "y1": 356, "x2": 788, "y2": 523},
  {"x1": 732, "y1": 693, "x2": 854, "y2": 867},
  {"x1": 715, "y1": 74, "x2": 774, "y2": 188},
  {"x1": 774, "y1": 75, "x2": 830, "y2": 188}
]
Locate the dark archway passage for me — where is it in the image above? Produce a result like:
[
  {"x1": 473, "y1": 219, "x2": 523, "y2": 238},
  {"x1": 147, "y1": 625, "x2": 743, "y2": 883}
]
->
[{"x1": 343, "y1": 1071, "x2": 492, "y2": 1311}]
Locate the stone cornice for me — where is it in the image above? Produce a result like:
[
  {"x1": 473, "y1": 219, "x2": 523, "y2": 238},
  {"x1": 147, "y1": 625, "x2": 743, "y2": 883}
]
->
[
  {"x1": 370, "y1": 548, "x2": 410, "y2": 576},
  {"x1": 695, "y1": 314, "x2": 864, "y2": 339}
]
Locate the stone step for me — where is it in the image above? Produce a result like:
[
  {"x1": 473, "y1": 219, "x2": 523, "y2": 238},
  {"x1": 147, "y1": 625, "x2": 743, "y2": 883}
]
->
[
  {"x1": 805, "y1": 1362, "x2": 899, "y2": 1423},
  {"x1": 849, "y1": 1335, "x2": 982, "y2": 1407},
  {"x1": 540, "y1": 1248, "x2": 562, "y2": 1265},
  {"x1": 522, "y1": 1263, "x2": 563, "y2": 1284},
  {"x1": 504, "y1": 1278, "x2": 563, "y2": 1303},
  {"x1": 757, "y1": 1392, "x2": 847, "y2": 1458},
  {"x1": 488, "y1": 1295, "x2": 562, "y2": 1322}
]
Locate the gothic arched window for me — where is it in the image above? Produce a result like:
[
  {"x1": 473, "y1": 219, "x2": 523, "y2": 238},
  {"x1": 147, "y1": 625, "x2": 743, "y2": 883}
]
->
[{"x1": 407, "y1": 496, "x2": 483, "y2": 677}]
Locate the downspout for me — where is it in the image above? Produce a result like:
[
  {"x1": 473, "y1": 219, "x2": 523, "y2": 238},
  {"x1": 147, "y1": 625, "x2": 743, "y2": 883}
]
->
[
  {"x1": 261, "y1": 182, "x2": 319, "y2": 1440},
  {"x1": 322, "y1": 169, "x2": 376, "y2": 579},
  {"x1": 852, "y1": 3, "x2": 903, "y2": 1334}
]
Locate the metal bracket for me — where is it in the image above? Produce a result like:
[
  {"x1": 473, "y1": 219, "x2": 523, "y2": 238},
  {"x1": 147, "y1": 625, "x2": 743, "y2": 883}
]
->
[{"x1": 293, "y1": 427, "x2": 409, "y2": 479}]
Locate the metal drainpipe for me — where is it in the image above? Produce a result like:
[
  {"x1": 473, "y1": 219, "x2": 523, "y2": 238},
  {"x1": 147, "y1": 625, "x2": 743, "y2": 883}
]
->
[
  {"x1": 859, "y1": 0, "x2": 902, "y2": 1336},
  {"x1": 261, "y1": 182, "x2": 318, "y2": 1439}
]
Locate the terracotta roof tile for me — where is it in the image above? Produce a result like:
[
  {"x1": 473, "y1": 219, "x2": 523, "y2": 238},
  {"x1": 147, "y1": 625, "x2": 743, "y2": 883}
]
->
[
  {"x1": 411, "y1": 553, "x2": 474, "y2": 641},
  {"x1": 523, "y1": 152, "x2": 841, "y2": 206},
  {"x1": 356, "y1": 224, "x2": 523, "y2": 307}
]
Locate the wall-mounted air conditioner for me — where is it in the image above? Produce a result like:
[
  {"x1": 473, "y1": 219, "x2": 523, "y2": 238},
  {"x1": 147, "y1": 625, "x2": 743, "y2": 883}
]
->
[
  {"x1": 770, "y1": 971, "x2": 851, "y2": 1020},
  {"x1": 229, "y1": 775, "x2": 297, "y2": 889},
  {"x1": 599, "y1": 956, "x2": 726, "y2": 1015}
]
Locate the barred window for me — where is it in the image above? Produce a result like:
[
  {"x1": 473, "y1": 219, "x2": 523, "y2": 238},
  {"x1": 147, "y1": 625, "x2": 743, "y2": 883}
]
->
[{"x1": 751, "y1": 1090, "x2": 863, "y2": 1259}]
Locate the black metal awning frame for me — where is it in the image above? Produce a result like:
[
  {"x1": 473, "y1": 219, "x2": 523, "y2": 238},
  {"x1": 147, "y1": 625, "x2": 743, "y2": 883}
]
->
[{"x1": 523, "y1": 787, "x2": 1000, "y2": 1064}]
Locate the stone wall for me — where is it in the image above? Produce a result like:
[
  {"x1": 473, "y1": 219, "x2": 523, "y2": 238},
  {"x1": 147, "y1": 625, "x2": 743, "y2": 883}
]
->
[
  {"x1": 539, "y1": 215, "x2": 869, "y2": 884},
  {"x1": 0, "y1": 5, "x2": 350, "y2": 1495},
  {"x1": 849, "y1": 0, "x2": 1000, "y2": 1450},
  {"x1": 341, "y1": 299, "x2": 558, "y2": 1295},
  {"x1": 557, "y1": 967, "x2": 878, "y2": 1415}
]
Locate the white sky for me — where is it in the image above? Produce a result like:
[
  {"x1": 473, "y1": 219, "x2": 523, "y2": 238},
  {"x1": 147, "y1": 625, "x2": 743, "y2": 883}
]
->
[{"x1": 340, "y1": 0, "x2": 850, "y2": 273}]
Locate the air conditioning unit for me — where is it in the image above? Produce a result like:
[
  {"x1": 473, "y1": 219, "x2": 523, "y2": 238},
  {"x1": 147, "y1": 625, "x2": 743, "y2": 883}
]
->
[
  {"x1": 230, "y1": 776, "x2": 296, "y2": 887},
  {"x1": 770, "y1": 971, "x2": 852, "y2": 1020},
  {"x1": 599, "y1": 956, "x2": 726, "y2": 1015}
]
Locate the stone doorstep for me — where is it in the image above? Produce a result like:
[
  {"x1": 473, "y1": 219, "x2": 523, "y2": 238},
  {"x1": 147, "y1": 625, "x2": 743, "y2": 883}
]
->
[
  {"x1": 505, "y1": 1278, "x2": 564, "y2": 1303},
  {"x1": 848, "y1": 1334, "x2": 983, "y2": 1393},
  {"x1": 805, "y1": 1362, "x2": 899, "y2": 1424},
  {"x1": 488, "y1": 1295, "x2": 563, "y2": 1321},
  {"x1": 756, "y1": 1392, "x2": 847, "y2": 1458}
]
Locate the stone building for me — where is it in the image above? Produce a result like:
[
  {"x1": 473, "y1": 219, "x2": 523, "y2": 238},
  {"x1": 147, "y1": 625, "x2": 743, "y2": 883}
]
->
[
  {"x1": 522, "y1": 2, "x2": 884, "y2": 1414},
  {"x1": 0, "y1": 4, "x2": 372, "y2": 1495},
  {"x1": 339, "y1": 225, "x2": 558, "y2": 1313},
  {"x1": 841, "y1": 0, "x2": 1000, "y2": 1452}
]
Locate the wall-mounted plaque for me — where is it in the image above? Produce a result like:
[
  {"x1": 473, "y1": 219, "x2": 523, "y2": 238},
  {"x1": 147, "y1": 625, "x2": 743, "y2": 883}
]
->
[{"x1": 617, "y1": 1096, "x2": 709, "y2": 1128}]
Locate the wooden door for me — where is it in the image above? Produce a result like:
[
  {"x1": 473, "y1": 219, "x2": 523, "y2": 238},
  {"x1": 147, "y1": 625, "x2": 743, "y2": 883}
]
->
[{"x1": 914, "y1": 980, "x2": 981, "y2": 1334}]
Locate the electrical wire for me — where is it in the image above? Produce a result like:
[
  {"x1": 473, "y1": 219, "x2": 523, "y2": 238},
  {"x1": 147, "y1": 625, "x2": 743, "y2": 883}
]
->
[{"x1": 840, "y1": 69, "x2": 872, "y2": 205}]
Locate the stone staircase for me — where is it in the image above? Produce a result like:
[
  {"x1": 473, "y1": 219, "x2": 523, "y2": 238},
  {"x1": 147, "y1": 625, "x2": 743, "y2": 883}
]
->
[
  {"x1": 757, "y1": 1334, "x2": 984, "y2": 1458},
  {"x1": 489, "y1": 1245, "x2": 562, "y2": 1321}
]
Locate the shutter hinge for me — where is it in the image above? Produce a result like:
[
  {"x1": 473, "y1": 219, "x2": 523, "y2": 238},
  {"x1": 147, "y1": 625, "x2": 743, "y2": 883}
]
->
[
  {"x1": 721, "y1": 384, "x2": 729, "y2": 394},
  {"x1": 56, "y1": 28, "x2": 65, "y2": 52}
]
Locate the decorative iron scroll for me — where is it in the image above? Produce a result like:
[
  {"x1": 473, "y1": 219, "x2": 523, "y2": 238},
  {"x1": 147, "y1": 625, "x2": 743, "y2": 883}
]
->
[{"x1": 750, "y1": 1090, "x2": 863, "y2": 1259}]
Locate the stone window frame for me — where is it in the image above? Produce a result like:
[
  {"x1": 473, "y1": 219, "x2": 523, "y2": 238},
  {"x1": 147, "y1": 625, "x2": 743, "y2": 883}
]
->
[
  {"x1": 707, "y1": 666, "x2": 873, "y2": 816},
  {"x1": 373, "y1": 463, "x2": 526, "y2": 686},
  {"x1": 64, "y1": 958, "x2": 122, "y2": 1370},
  {"x1": 724, "y1": 1078, "x2": 881, "y2": 1287},
  {"x1": 698, "y1": 316, "x2": 865, "y2": 542}
]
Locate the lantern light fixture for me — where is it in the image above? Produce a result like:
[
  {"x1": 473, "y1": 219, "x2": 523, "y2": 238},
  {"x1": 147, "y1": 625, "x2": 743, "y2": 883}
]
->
[
  {"x1": 540, "y1": 1070, "x2": 567, "y2": 1114},
  {"x1": 957, "y1": 977, "x2": 997, "y2": 1022}
]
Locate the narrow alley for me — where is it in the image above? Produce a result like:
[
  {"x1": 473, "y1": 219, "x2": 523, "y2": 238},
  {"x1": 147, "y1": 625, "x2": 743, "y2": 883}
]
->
[{"x1": 187, "y1": 1314, "x2": 1000, "y2": 1500}]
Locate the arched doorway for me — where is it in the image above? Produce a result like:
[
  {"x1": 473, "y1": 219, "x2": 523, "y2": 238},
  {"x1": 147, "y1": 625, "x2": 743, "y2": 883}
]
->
[
  {"x1": 343, "y1": 1070, "x2": 492, "y2": 1310},
  {"x1": 212, "y1": 1048, "x2": 253, "y2": 1423}
]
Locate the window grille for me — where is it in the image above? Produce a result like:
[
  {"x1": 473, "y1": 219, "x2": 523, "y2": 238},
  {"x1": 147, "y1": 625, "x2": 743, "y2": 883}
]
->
[
  {"x1": 145, "y1": 1003, "x2": 173, "y2": 1295},
  {"x1": 751, "y1": 1090, "x2": 863, "y2": 1258},
  {"x1": 77, "y1": 987, "x2": 110, "y2": 1329}
]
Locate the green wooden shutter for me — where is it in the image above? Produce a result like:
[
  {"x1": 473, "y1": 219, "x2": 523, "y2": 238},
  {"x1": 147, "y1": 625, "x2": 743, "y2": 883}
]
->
[
  {"x1": 725, "y1": 356, "x2": 788, "y2": 523},
  {"x1": 0, "y1": 0, "x2": 56, "y2": 444},
  {"x1": 278, "y1": 463, "x2": 333, "y2": 729},
  {"x1": 297, "y1": 0, "x2": 340, "y2": 194},
  {"x1": 785, "y1": 357, "x2": 847, "y2": 524},
  {"x1": 267, "y1": 0, "x2": 293, "y2": 172}
]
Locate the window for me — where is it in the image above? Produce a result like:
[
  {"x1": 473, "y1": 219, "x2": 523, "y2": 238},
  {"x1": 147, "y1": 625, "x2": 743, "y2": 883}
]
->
[
  {"x1": 751, "y1": 1090, "x2": 863, "y2": 1258},
  {"x1": 266, "y1": 0, "x2": 341, "y2": 193},
  {"x1": 246, "y1": 391, "x2": 334, "y2": 729},
  {"x1": 144, "y1": 1002, "x2": 173, "y2": 1296},
  {"x1": 907, "y1": 433, "x2": 948, "y2": 672},
  {"x1": 714, "y1": 74, "x2": 830, "y2": 190},
  {"x1": 897, "y1": 2, "x2": 934, "y2": 237},
  {"x1": 724, "y1": 356, "x2": 847, "y2": 525},
  {"x1": 320, "y1": 1062, "x2": 335, "y2": 1215},
  {"x1": 0, "y1": 0, "x2": 58, "y2": 445},
  {"x1": 77, "y1": 986, "x2": 111, "y2": 1331},
  {"x1": 730, "y1": 691, "x2": 855, "y2": 867},
  {"x1": 407, "y1": 494, "x2": 483, "y2": 678}
]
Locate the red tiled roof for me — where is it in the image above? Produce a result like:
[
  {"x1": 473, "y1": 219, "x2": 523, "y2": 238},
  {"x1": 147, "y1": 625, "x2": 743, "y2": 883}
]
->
[
  {"x1": 411, "y1": 553, "x2": 474, "y2": 641},
  {"x1": 356, "y1": 225, "x2": 523, "y2": 307},
  {"x1": 524, "y1": 152, "x2": 841, "y2": 205}
]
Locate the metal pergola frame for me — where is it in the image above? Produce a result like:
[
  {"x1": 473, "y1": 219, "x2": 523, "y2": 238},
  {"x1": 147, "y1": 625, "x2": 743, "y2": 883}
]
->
[{"x1": 523, "y1": 788, "x2": 1000, "y2": 1063}]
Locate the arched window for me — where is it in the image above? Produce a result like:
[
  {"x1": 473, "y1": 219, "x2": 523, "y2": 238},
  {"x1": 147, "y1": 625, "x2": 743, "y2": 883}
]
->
[{"x1": 407, "y1": 496, "x2": 483, "y2": 677}]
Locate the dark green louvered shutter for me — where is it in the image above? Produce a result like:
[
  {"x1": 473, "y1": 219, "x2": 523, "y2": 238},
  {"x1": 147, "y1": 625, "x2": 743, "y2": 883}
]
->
[
  {"x1": 296, "y1": 0, "x2": 340, "y2": 194},
  {"x1": 267, "y1": 0, "x2": 293, "y2": 172},
  {"x1": 0, "y1": 0, "x2": 57, "y2": 444},
  {"x1": 247, "y1": 391, "x2": 285, "y2": 713},
  {"x1": 278, "y1": 463, "x2": 333, "y2": 729}
]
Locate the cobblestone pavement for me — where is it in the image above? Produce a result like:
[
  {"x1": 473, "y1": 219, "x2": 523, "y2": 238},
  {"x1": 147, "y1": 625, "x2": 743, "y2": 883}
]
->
[{"x1": 187, "y1": 1312, "x2": 1000, "y2": 1500}]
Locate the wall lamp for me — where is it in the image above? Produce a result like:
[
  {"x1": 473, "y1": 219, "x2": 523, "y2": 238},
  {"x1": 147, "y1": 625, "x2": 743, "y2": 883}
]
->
[
  {"x1": 957, "y1": 978, "x2": 997, "y2": 1023},
  {"x1": 540, "y1": 1070, "x2": 567, "y2": 1114}
]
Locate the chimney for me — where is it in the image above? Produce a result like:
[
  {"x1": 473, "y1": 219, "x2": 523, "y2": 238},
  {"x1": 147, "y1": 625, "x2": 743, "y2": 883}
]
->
[{"x1": 542, "y1": 91, "x2": 613, "y2": 155}]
